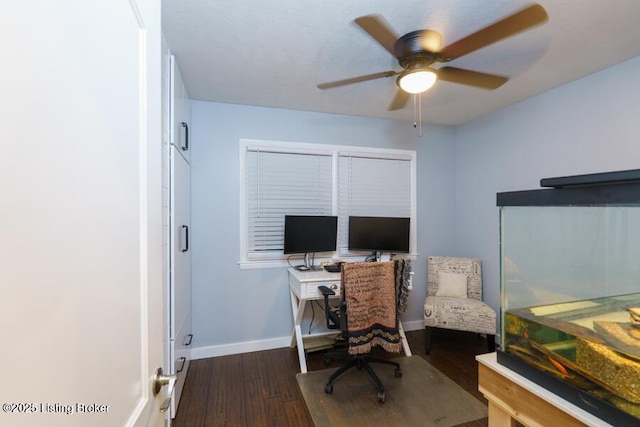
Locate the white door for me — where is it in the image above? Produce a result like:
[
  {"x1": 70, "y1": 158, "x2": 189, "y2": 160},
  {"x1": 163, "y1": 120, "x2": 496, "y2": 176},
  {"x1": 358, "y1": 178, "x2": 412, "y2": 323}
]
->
[{"x1": 0, "y1": 1, "x2": 165, "y2": 427}]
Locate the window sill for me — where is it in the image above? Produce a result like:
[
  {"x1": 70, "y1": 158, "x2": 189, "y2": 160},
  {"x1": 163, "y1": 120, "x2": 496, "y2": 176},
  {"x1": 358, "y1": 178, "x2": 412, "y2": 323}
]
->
[{"x1": 238, "y1": 253, "x2": 418, "y2": 270}]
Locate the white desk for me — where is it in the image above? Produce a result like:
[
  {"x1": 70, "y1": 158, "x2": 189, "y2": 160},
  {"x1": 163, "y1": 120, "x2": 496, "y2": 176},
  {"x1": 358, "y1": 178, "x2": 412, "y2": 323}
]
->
[
  {"x1": 288, "y1": 268, "x2": 412, "y2": 373},
  {"x1": 477, "y1": 352, "x2": 613, "y2": 427}
]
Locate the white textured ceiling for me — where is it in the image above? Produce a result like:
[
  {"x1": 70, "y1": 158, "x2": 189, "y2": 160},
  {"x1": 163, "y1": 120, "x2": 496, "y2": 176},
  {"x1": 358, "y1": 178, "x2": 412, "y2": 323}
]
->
[{"x1": 162, "y1": 0, "x2": 640, "y2": 125}]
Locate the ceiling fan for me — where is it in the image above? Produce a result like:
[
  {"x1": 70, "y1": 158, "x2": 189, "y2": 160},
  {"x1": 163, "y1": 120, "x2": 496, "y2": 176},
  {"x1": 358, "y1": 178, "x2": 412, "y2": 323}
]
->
[{"x1": 317, "y1": 3, "x2": 548, "y2": 111}]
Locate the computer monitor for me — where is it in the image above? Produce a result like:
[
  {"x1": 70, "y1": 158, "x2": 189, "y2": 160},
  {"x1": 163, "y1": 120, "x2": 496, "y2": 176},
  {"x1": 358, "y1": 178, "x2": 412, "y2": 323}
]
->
[
  {"x1": 283, "y1": 215, "x2": 338, "y2": 255},
  {"x1": 348, "y1": 216, "x2": 410, "y2": 255}
]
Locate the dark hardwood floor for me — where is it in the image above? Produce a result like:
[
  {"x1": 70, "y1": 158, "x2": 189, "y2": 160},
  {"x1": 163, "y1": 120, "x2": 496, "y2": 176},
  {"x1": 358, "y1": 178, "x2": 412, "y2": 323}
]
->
[{"x1": 173, "y1": 329, "x2": 491, "y2": 427}]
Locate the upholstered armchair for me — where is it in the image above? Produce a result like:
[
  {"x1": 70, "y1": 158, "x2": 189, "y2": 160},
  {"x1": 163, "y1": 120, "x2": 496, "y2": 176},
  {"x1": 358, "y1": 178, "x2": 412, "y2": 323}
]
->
[{"x1": 423, "y1": 256, "x2": 496, "y2": 354}]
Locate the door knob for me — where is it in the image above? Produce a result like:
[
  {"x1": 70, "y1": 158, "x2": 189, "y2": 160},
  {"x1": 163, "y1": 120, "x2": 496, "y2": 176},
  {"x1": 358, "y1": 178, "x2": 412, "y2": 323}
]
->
[{"x1": 153, "y1": 367, "x2": 177, "y2": 412}]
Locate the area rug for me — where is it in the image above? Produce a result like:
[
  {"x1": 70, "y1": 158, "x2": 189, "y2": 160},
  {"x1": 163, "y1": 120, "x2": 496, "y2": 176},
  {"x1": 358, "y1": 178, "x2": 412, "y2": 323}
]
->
[{"x1": 296, "y1": 356, "x2": 487, "y2": 427}]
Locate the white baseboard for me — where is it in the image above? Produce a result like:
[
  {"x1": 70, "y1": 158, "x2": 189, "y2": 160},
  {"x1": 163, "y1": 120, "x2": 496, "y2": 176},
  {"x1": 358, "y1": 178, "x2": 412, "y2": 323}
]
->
[
  {"x1": 400, "y1": 319, "x2": 424, "y2": 332},
  {"x1": 191, "y1": 336, "x2": 292, "y2": 360},
  {"x1": 191, "y1": 319, "x2": 426, "y2": 360}
]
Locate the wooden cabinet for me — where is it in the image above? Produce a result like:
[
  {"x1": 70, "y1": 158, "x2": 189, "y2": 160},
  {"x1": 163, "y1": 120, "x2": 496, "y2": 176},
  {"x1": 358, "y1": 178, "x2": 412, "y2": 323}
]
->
[{"x1": 477, "y1": 353, "x2": 608, "y2": 426}]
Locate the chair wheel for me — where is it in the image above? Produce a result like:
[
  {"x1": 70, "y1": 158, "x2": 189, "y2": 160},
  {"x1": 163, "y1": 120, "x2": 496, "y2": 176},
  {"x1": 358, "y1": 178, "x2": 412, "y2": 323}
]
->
[
  {"x1": 377, "y1": 391, "x2": 385, "y2": 403},
  {"x1": 395, "y1": 367, "x2": 402, "y2": 378},
  {"x1": 323, "y1": 357, "x2": 332, "y2": 367},
  {"x1": 325, "y1": 383, "x2": 333, "y2": 394}
]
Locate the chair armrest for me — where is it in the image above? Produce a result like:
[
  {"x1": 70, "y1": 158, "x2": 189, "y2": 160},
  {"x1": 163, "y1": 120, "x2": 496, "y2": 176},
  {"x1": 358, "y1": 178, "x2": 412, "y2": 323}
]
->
[
  {"x1": 318, "y1": 285, "x2": 336, "y2": 296},
  {"x1": 318, "y1": 285, "x2": 340, "y2": 330}
]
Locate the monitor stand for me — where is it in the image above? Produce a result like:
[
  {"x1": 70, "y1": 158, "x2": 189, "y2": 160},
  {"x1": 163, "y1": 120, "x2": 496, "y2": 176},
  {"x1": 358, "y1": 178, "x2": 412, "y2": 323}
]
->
[
  {"x1": 295, "y1": 252, "x2": 325, "y2": 271},
  {"x1": 365, "y1": 251, "x2": 382, "y2": 262}
]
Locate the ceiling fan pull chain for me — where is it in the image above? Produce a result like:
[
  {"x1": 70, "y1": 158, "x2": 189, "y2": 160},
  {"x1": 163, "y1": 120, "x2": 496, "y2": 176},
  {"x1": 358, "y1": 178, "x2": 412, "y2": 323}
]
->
[
  {"x1": 411, "y1": 93, "x2": 423, "y2": 136},
  {"x1": 418, "y1": 92, "x2": 423, "y2": 137},
  {"x1": 413, "y1": 93, "x2": 418, "y2": 129}
]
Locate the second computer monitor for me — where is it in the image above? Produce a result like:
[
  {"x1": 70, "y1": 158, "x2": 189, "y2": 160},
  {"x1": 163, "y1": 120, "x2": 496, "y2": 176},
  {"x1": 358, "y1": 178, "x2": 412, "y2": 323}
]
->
[{"x1": 348, "y1": 216, "x2": 410, "y2": 253}]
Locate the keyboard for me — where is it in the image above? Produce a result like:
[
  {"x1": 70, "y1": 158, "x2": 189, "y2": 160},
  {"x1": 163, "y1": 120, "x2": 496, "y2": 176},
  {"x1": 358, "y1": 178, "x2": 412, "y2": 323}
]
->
[{"x1": 324, "y1": 264, "x2": 342, "y2": 273}]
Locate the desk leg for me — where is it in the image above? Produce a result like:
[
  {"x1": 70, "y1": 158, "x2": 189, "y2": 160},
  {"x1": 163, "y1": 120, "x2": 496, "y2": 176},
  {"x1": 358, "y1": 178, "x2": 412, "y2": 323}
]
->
[
  {"x1": 289, "y1": 290, "x2": 299, "y2": 348},
  {"x1": 289, "y1": 290, "x2": 308, "y2": 373},
  {"x1": 398, "y1": 321, "x2": 412, "y2": 357},
  {"x1": 488, "y1": 401, "x2": 516, "y2": 427}
]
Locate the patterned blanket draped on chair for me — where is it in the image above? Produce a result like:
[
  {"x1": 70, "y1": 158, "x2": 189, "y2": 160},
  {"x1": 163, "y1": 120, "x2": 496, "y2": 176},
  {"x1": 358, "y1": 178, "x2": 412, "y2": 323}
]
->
[{"x1": 341, "y1": 261, "x2": 405, "y2": 355}]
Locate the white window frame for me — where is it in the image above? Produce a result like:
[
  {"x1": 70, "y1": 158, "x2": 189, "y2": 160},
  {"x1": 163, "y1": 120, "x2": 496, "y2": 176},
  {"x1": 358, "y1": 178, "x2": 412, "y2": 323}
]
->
[{"x1": 239, "y1": 139, "x2": 417, "y2": 269}]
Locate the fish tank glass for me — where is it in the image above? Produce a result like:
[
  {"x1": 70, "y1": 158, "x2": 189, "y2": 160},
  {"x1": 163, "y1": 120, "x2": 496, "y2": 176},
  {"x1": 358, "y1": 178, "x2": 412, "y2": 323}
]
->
[{"x1": 497, "y1": 170, "x2": 640, "y2": 426}]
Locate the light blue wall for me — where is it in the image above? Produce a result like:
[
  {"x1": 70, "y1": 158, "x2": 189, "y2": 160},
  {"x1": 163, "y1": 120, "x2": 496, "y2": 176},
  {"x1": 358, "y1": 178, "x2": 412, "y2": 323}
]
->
[
  {"x1": 190, "y1": 103, "x2": 456, "y2": 354},
  {"x1": 455, "y1": 55, "x2": 640, "y2": 316},
  {"x1": 191, "y1": 55, "x2": 640, "y2": 355}
]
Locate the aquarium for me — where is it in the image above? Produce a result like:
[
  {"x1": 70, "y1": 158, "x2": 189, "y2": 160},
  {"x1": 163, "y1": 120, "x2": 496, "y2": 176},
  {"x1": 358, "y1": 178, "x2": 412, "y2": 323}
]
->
[{"x1": 497, "y1": 169, "x2": 640, "y2": 426}]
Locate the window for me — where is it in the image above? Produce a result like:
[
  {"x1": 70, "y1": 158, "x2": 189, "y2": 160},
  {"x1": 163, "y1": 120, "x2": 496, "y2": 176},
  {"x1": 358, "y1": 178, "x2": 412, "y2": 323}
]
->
[
  {"x1": 245, "y1": 148, "x2": 333, "y2": 257},
  {"x1": 337, "y1": 153, "x2": 413, "y2": 253},
  {"x1": 240, "y1": 139, "x2": 416, "y2": 268}
]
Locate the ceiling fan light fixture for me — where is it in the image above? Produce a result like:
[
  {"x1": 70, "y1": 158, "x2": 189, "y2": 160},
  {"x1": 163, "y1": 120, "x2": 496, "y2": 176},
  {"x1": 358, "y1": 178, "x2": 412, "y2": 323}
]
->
[{"x1": 397, "y1": 69, "x2": 437, "y2": 94}]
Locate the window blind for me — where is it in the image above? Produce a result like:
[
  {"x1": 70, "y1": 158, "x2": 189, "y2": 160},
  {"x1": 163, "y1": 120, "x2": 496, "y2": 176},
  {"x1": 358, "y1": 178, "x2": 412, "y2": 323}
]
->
[
  {"x1": 245, "y1": 149, "x2": 333, "y2": 258},
  {"x1": 337, "y1": 155, "x2": 412, "y2": 253}
]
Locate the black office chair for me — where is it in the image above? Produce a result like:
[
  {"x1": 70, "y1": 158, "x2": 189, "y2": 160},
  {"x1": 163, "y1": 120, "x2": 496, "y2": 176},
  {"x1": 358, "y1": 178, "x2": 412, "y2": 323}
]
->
[{"x1": 319, "y1": 261, "x2": 403, "y2": 403}]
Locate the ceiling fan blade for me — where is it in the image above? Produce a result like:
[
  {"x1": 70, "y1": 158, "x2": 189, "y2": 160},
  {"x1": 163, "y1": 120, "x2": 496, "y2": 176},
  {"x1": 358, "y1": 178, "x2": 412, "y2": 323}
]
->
[
  {"x1": 354, "y1": 15, "x2": 399, "y2": 57},
  {"x1": 388, "y1": 89, "x2": 410, "y2": 111},
  {"x1": 317, "y1": 70, "x2": 397, "y2": 90},
  {"x1": 437, "y1": 67, "x2": 508, "y2": 89},
  {"x1": 439, "y1": 3, "x2": 548, "y2": 61}
]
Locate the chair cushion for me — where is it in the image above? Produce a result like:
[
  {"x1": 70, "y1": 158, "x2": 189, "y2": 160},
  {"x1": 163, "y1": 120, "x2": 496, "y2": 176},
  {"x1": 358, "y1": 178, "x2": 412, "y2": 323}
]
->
[
  {"x1": 427, "y1": 256, "x2": 482, "y2": 300},
  {"x1": 435, "y1": 272, "x2": 467, "y2": 298},
  {"x1": 424, "y1": 296, "x2": 496, "y2": 335}
]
